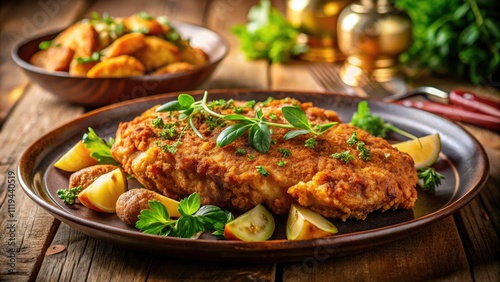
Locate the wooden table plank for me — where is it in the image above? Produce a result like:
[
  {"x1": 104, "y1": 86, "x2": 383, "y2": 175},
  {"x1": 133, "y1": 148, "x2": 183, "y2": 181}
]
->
[
  {"x1": 282, "y1": 217, "x2": 472, "y2": 281},
  {"x1": 0, "y1": 85, "x2": 86, "y2": 280}
]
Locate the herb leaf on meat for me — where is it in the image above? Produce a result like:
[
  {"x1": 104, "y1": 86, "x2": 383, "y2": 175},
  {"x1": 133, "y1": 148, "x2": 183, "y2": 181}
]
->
[{"x1": 156, "y1": 91, "x2": 337, "y2": 154}]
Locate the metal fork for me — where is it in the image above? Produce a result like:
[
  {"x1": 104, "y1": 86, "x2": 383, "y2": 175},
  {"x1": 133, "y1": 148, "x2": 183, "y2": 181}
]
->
[{"x1": 308, "y1": 63, "x2": 356, "y2": 96}]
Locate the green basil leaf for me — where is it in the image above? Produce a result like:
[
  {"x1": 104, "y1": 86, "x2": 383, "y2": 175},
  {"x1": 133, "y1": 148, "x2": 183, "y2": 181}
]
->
[
  {"x1": 216, "y1": 123, "x2": 253, "y2": 148},
  {"x1": 249, "y1": 123, "x2": 271, "y2": 153},
  {"x1": 156, "y1": 100, "x2": 183, "y2": 112},
  {"x1": 284, "y1": 129, "x2": 309, "y2": 140},
  {"x1": 281, "y1": 106, "x2": 311, "y2": 130},
  {"x1": 178, "y1": 94, "x2": 195, "y2": 108}
]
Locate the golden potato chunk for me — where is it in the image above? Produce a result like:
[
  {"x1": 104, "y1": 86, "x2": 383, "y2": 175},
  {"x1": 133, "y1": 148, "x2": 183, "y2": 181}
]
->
[
  {"x1": 133, "y1": 36, "x2": 180, "y2": 70},
  {"x1": 87, "y1": 55, "x2": 145, "y2": 78},
  {"x1": 101, "y1": 32, "x2": 146, "y2": 58},
  {"x1": 153, "y1": 62, "x2": 194, "y2": 75},
  {"x1": 181, "y1": 46, "x2": 209, "y2": 66},
  {"x1": 29, "y1": 46, "x2": 74, "y2": 71},
  {"x1": 124, "y1": 14, "x2": 163, "y2": 35},
  {"x1": 53, "y1": 22, "x2": 99, "y2": 57},
  {"x1": 69, "y1": 59, "x2": 98, "y2": 76},
  {"x1": 69, "y1": 164, "x2": 120, "y2": 189}
]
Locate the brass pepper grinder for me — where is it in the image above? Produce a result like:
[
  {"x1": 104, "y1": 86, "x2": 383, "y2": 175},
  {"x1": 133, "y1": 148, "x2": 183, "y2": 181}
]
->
[{"x1": 337, "y1": 0, "x2": 412, "y2": 86}]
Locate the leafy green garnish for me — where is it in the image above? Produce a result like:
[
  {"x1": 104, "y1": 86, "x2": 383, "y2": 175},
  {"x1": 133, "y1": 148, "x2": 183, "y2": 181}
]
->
[
  {"x1": 394, "y1": 0, "x2": 499, "y2": 85},
  {"x1": 331, "y1": 150, "x2": 354, "y2": 164},
  {"x1": 38, "y1": 40, "x2": 60, "y2": 50},
  {"x1": 417, "y1": 167, "x2": 445, "y2": 193},
  {"x1": 276, "y1": 160, "x2": 287, "y2": 167},
  {"x1": 304, "y1": 137, "x2": 317, "y2": 149},
  {"x1": 155, "y1": 92, "x2": 337, "y2": 154},
  {"x1": 76, "y1": 51, "x2": 103, "y2": 64},
  {"x1": 82, "y1": 127, "x2": 119, "y2": 165},
  {"x1": 89, "y1": 12, "x2": 126, "y2": 39},
  {"x1": 351, "y1": 101, "x2": 418, "y2": 140},
  {"x1": 356, "y1": 141, "x2": 371, "y2": 161},
  {"x1": 56, "y1": 186, "x2": 82, "y2": 205},
  {"x1": 278, "y1": 148, "x2": 291, "y2": 158},
  {"x1": 347, "y1": 131, "x2": 358, "y2": 147},
  {"x1": 231, "y1": 0, "x2": 307, "y2": 63},
  {"x1": 137, "y1": 11, "x2": 154, "y2": 21},
  {"x1": 235, "y1": 148, "x2": 246, "y2": 155},
  {"x1": 256, "y1": 165, "x2": 269, "y2": 176},
  {"x1": 135, "y1": 193, "x2": 233, "y2": 238}
]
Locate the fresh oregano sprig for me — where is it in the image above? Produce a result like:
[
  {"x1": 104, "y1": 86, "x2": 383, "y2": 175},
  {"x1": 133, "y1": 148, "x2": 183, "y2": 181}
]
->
[{"x1": 156, "y1": 91, "x2": 337, "y2": 154}]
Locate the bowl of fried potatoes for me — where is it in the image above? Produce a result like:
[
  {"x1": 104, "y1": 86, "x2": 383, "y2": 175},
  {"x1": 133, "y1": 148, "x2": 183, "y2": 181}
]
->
[{"x1": 12, "y1": 12, "x2": 229, "y2": 107}]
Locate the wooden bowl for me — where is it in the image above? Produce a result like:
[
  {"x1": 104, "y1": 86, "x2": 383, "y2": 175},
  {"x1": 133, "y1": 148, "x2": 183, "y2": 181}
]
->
[{"x1": 11, "y1": 21, "x2": 229, "y2": 107}]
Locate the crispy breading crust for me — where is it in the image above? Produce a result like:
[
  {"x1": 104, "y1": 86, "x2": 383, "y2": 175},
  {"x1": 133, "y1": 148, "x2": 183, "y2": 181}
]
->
[{"x1": 111, "y1": 99, "x2": 417, "y2": 220}]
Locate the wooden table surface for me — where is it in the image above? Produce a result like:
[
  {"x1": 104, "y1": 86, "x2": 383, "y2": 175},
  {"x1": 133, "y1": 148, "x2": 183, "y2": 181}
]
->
[{"x1": 1, "y1": 1, "x2": 499, "y2": 281}]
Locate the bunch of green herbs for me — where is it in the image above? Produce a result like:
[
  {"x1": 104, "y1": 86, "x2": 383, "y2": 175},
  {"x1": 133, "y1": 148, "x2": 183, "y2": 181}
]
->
[
  {"x1": 231, "y1": 0, "x2": 307, "y2": 63},
  {"x1": 394, "y1": 0, "x2": 499, "y2": 85}
]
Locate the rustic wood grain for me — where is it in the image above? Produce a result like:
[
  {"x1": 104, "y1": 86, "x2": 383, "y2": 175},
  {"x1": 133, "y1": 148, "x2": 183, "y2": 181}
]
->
[{"x1": 282, "y1": 217, "x2": 472, "y2": 282}]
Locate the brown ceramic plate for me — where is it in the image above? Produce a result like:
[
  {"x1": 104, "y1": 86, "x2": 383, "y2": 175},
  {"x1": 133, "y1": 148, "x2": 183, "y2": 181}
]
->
[
  {"x1": 11, "y1": 21, "x2": 228, "y2": 107},
  {"x1": 18, "y1": 90, "x2": 489, "y2": 263}
]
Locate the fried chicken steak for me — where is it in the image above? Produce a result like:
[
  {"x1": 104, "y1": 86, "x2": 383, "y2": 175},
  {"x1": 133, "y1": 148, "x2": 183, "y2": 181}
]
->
[{"x1": 111, "y1": 98, "x2": 418, "y2": 221}]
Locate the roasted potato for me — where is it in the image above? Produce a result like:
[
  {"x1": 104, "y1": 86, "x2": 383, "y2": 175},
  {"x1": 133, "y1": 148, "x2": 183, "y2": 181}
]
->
[
  {"x1": 29, "y1": 46, "x2": 74, "y2": 71},
  {"x1": 68, "y1": 164, "x2": 120, "y2": 189},
  {"x1": 153, "y1": 62, "x2": 194, "y2": 75},
  {"x1": 116, "y1": 188, "x2": 181, "y2": 226},
  {"x1": 69, "y1": 59, "x2": 98, "y2": 76},
  {"x1": 181, "y1": 46, "x2": 209, "y2": 67},
  {"x1": 53, "y1": 22, "x2": 99, "y2": 57},
  {"x1": 133, "y1": 36, "x2": 180, "y2": 70},
  {"x1": 101, "y1": 32, "x2": 146, "y2": 58},
  {"x1": 123, "y1": 14, "x2": 163, "y2": 35},
  {"x1": 87, "y1": 55, "x2": 145, "y2": 78}
]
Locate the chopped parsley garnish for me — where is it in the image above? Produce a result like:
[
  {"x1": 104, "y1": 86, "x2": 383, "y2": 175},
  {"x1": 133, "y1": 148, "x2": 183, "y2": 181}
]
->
[
  {"x1": 261, "y1": 97, "x2": 274, "y2": 107},
  {"x1": 247, "y1": 154, "x2": 256, "y2": 160},
  {"x1": 276, "y1": 160, "x2": 287, "y2": 167},
  {"x1": 56, "y1": 186, "x2": 82, "y2": 205},
  {"x1": 245, "y1": 100, "x2": 256, "y2": 109},
  {"x1": 278, "y1": 148, "x2": 291, "y2": 158},
  {"x1": 235, "y1": 148, "x2": 246, "y2": 155},
  {"x1": 205, "y1": 116, "x2": 226, "y2": 131},
  {"x1": 256, "y1": 165, "x2": 269, "y2": 176},
  {"x1": 305, "y1": 138, "x2": 317, "y2": 149},
  {"x1": 136, "y1": 192, "x2": 233, "y2": 238},
  {"x1": 38, "y1": 40, "x2": 60, "y2": 50},
  {"x1": 357, "y1": 141, "x2": 371, "y2": 161},
  {"x1": 76, "y1": 51, "x2": 103, "y2": 64},
  {"x1": 331, "y1": 150, "x2": 354, "y2": 164},
  {"x1": 347, "y1": 131, "x2": 358, "y2": 147},
  {"x1": 269, "y1": 113, "x2": 278, "y2": 120},
  {"x1": 417, "y1": 168, "x2": 445, "y2": 193},
  {"x1": 152, "y1": 116, "x2": 165, "y2": 128}
]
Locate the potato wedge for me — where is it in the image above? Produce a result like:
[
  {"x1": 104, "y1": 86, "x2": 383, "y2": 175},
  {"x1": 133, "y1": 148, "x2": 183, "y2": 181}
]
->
[
  {"x1": 133, "y1": 36, "x2": 180, "y2": 70},
  {"x1": 54, "y1": 22, "x2": 99, "y2": 57},
  {"x1": 116, "y1": 188, "x2": 181, "y2": 226},
  {"x1": 69, "y1": 59, "x2": 98, "y2": 76},
  {"x1": 181, "y1": 46, "x2": 208, "y2": 67},
  {"x1": 69, "y1": 164, "x2": 120, "y2": 190},
  {"x1": 124, "y1": 14, "x2": 163, "y2": 35},
  {"x1": 101, "y1": 32, "x2": 146, "y2": 58},
  {"x1": 153, "y1": 62, "x2": 194, "y2": 75},
  {"x1": 87, "y1": 55, "x2": 145, "y2": 78},
  {"x1": 30, "y1": 46, "x2": 74, "y2": 71}
]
